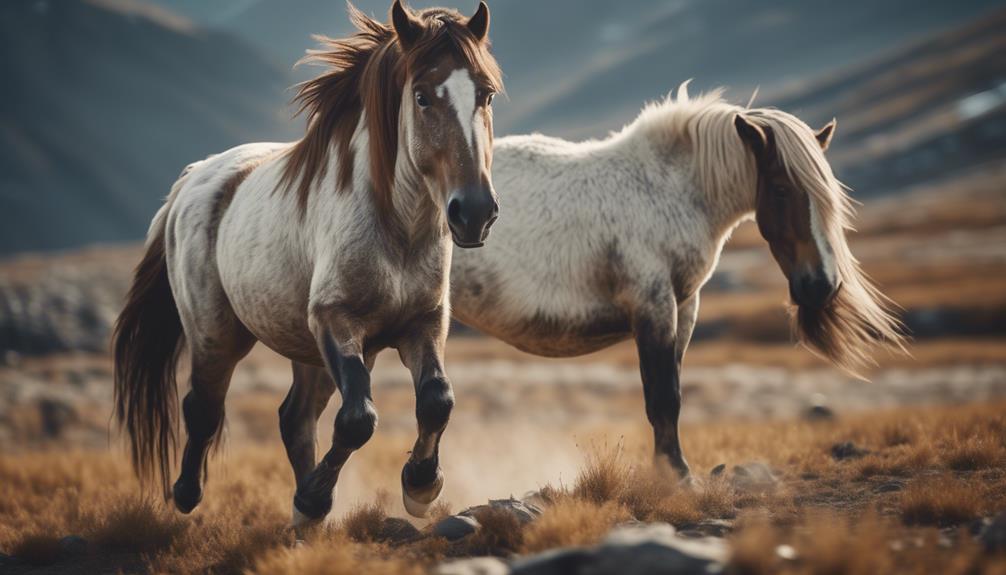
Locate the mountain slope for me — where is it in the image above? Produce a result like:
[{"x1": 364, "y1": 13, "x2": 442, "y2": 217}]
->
[{"x1": 0, "y1": 0, "x2": 295, "y2": 255}]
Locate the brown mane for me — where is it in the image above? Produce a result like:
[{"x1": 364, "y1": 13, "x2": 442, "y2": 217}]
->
[{"x1": 280, "y1": 3, "x2": 502, "y2": 223}]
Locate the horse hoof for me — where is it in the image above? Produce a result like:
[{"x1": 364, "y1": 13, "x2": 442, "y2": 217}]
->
[
  {"x1": 172, "y1": 480, "x2": 202, "y2": 514},
  {"x1": 291, "y1": 487, "x2": 335, "y2": 527},
  {"x1": 401, "y1": 465, "x2": 443, "y2": 518}
]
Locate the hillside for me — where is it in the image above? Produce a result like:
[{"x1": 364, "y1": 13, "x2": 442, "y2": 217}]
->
[{"x1": 0, "y1": 0, "x2": 295, "y2": 255}]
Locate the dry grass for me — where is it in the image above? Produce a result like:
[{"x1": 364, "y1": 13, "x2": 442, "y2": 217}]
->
[
  {"x1": 899, "y1": 475, "x2": 985, "y2": 527},
  {"x1": 0, "y1": 402, "x2": 1004, "y2": 573},
  {"x1": 728, "y1": 510, "x2": 1006, "y2": 575}
]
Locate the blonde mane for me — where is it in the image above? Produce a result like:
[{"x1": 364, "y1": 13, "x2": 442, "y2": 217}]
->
[{"x1": 634, "y1": 82, "x2": 908, "y2": 375}]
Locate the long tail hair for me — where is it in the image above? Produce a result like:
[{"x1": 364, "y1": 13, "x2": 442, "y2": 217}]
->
[{"x1": 113, "y1": 210, "x2": 184, "y2": 495}]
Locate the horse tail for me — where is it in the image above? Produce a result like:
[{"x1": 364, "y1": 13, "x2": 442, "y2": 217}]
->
[{"x1": 113, "y1": 198, "x2": 184, "y2": 496}]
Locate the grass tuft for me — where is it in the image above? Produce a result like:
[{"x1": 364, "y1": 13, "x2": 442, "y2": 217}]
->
[{"x1": 899, "y1": 476, "x2": 983, "y2": 527}]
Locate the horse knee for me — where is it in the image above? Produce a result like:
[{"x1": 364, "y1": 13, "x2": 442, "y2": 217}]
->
[
  {"x1": 334, "y1": 401, "x2": 377, "y2": 450},
  {"x1": 417, "y1": 377, "x2": 454, "y2": 432}
]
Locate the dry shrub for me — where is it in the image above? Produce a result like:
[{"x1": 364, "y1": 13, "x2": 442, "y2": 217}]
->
[
  {"x1": 572, "y1": 443, "x2": 630, "y2": 504},
  {"x1": 899, "y1": 476, "x2": 983, "y2": 527},
  {"x1": 250, "y1": 534, "x2": 424, "y2": 575},
  {"x1": 455, "y1": 505, "x2": 525, "y2": 556},
  {"x1": 521, "y1": 498, "x2": 630, "y2": 553},
  {"x1": 855, "y1": 441, "x2": 935, "y2": 478},
  {"x1": 341, "y1": 493, "x2": 389, "y2": 543},
  {"x1": 942, "y1": 434, "x2": 1003, "y2": 471},
  {"x1": 86, "y1": 497, "x2": 186, "y2": 553},
  {"x1": 9, "y1": 533, "x2": 63, "y2": 566}
]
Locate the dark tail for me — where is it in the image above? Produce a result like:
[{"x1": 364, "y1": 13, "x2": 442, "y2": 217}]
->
[{"x1": 113, "y1": 218, "x2": 184, "y2": 496}]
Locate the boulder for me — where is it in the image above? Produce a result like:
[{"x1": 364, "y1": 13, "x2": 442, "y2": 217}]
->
[
  {"x1": 511, "y1": 523, "x2": 727, "y2": 575},
  {"x1": 434, "y1": 498, "x2": 543, "y2": 542}
]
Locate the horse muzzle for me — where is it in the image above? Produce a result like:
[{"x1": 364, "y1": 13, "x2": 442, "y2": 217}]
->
[
  {"x1": 446, "y1": 187, "x2": 498, "y2": 249},
  {"x1": 789, "y1": 270, "x2": 838, "y2": 309}
]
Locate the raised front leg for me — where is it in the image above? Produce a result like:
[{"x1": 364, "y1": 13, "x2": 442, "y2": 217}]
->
[
  {"x1": 634, "y1": 295, "x2": 695, "y2": 478},
  {"x1": 291, "y1": 327, "x2": 377, "y2": 527},
  {"x1": 397, "y1": 307, "x2": 453, "y2": 517}
]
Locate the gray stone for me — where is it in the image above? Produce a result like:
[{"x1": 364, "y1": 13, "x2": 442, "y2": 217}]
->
[
  {"x1": 675, "y1": 519, "x2": 734, "y2": 538},
  {"x1": 433, "y1": 514, "x2": 481, "y2": 541},
  {"x1": 511, "y1": 523, "x2": 727, "y2": 575},
  {"x1": 831, "y1": 441, "x2": 870, "y2": 460},
  {"x1": 456, "y1": 498, "x2": 541, "y2": 524},
  {"x1": 805, "y1": 404, "x2": 835, "y2": 421},
  {"x1": 710, "y1": 463, "x2": 727, "y2": 477},
  {"x1": 435, "y1": 557, "x2": 510, "y2": 575},
  {"x1": 981, "y1": 511, "x2": 1006, "y2": 553},
  {"x1": 437, "y1": 497, "x2": 543, "y2": 542}
]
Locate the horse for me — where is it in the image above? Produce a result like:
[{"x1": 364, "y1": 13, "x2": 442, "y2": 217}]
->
[
  {"x1": 450, "y1": 83, "x2": 907, "y2": 478},
  {"x1": 113, "y1": 0, "x2": 503, "y2": 527}
]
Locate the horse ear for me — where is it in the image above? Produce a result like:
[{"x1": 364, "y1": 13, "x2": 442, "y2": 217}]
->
[
  {"x1": 734, "y1": 114, "x2": 767, "y2": 161},
  {"x1": 815, "y1": 119, "x2": 837, "y2": 151},
  {"x1": 391, "y1": 0, "x2": 421, "y2": 48},
  {"x1": 467, "y1": 1, "x2": 490, "y2": 42}
]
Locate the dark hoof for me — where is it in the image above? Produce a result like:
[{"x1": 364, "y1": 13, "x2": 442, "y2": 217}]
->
[
  {"x1": 172, "y1": 480, "x2": 202, "y2": 514},
  {"x1": 292, "y1": 489, "x2": 333, "y2": 524},
  {"x1": 402, "y1": 460, "x2": 444, "y2": 518}
]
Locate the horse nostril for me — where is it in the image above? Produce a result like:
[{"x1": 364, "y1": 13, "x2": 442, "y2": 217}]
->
[{"x1": 447, "y1": 197, "x2": 464, "y2": 227}]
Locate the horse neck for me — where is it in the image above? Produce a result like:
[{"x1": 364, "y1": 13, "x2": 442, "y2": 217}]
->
[{"x1": 627, "y1": 128, "x2": 757, "y2": 244}]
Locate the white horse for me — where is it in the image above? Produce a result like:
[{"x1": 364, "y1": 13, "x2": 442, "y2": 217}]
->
[
  {"x1": 114, "y1": 1, "x2": 502, "y2": 526},
  {"x1": 451, "y1": 83, "x2": 906, "y2": 477}
]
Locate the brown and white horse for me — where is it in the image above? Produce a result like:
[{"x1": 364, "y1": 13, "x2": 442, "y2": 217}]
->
[
  {"x1": 113, "y1": 1, "x2": 503, "y2": 526},
  {"x1": 451, "y1": 84, "x2": 907, "y2": 478}
]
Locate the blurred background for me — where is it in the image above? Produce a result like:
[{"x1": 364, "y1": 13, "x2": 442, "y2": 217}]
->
[{"x1": 1, "y1": 0, "x2": 1005, "y2": 512}]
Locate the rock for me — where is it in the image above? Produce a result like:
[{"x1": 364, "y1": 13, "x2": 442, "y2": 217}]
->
[
  {"x1": 675, "y1": 519, "x2": 734, "y2": 538},
  {"x1": 433, "y1": 514, "x2": 481, "y2": 541},
  {"x1": 730, "y1": 462, "x2": 777, "y2": 493},
  {"x1": 981, "y1": 511, "x2": 1006, "y2": 553},
  {"x1": 510, "y1": 523, "x2": 727, "y2": 575},
  {"x1": 378, "y1": 517, "x2": 421, "y2": 544},
  {"x1": 805, "y1": 405, "x2": 835, "y2": 421},
  {"x1": 710, "y1": 464, "x2": 727, "y2": 477},
  {"x1": 470, "y1": 498, "x2": 540, "y2": 525},
  {"x1": 831, "y1": 441, "x2": 870, "y2": 461},
  {"x1": 435, "y1": 557, "x2": 510, "y2": 575},
  {"x1": 58, "y1": 535, "x2": 88, "y2": 556},
  {"x1": 436, "y1": 497, "x2": 543, "y2": 541}
]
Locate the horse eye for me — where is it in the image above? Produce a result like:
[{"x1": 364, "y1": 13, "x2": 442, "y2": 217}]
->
[
  {"x1": 415, "y1": 92, "x2": 430, "y2": 109},
  {"x1": 478, "y1": 89, "x2": 494, "y2": 107}
]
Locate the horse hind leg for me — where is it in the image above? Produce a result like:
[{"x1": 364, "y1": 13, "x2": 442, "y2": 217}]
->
[
  {"x1": 171, "y1": 319, "x2": 255, "y2": 512},
  {"x1": 279, "y1": 362, "x2": 336, "y2": 493}
]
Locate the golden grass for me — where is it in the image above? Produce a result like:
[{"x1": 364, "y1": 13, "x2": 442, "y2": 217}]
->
[
  {"x1": 899, "y1": 475, "x2": 985, "y2": 527},
  {"x1": 1, "y1": 402, "x2": 1005, "y2": 573}
]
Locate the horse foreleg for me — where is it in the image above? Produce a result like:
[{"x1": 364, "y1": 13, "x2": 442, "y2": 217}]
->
[
  {"x1": 280, "y1": 362, "x2": 336, "y2": 485},
  {"x1": 397, "y1": 316, "x2": 453, "y2": 517},
  {"x1": 634, "y1": 295, "x2": 697, "y2": 479},
  {"x1": 291, "y1": 330, "x2": 376, "y2": 526}
]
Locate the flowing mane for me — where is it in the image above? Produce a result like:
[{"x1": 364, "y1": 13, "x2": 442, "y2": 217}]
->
[
  {"x1": 633, "y1": 83, "x2": 908, "y2": 375},
  {"x1": 281, "y1": 3, "x2": 502, "y2": 217}
]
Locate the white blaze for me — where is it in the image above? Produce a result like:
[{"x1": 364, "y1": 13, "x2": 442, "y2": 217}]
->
[
  {"x1": 808, "y1": 199, "x2": 837, "y2": 283},
  {"x1": 437, "y1": 68, "x2": 477, "y2": 154}
]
